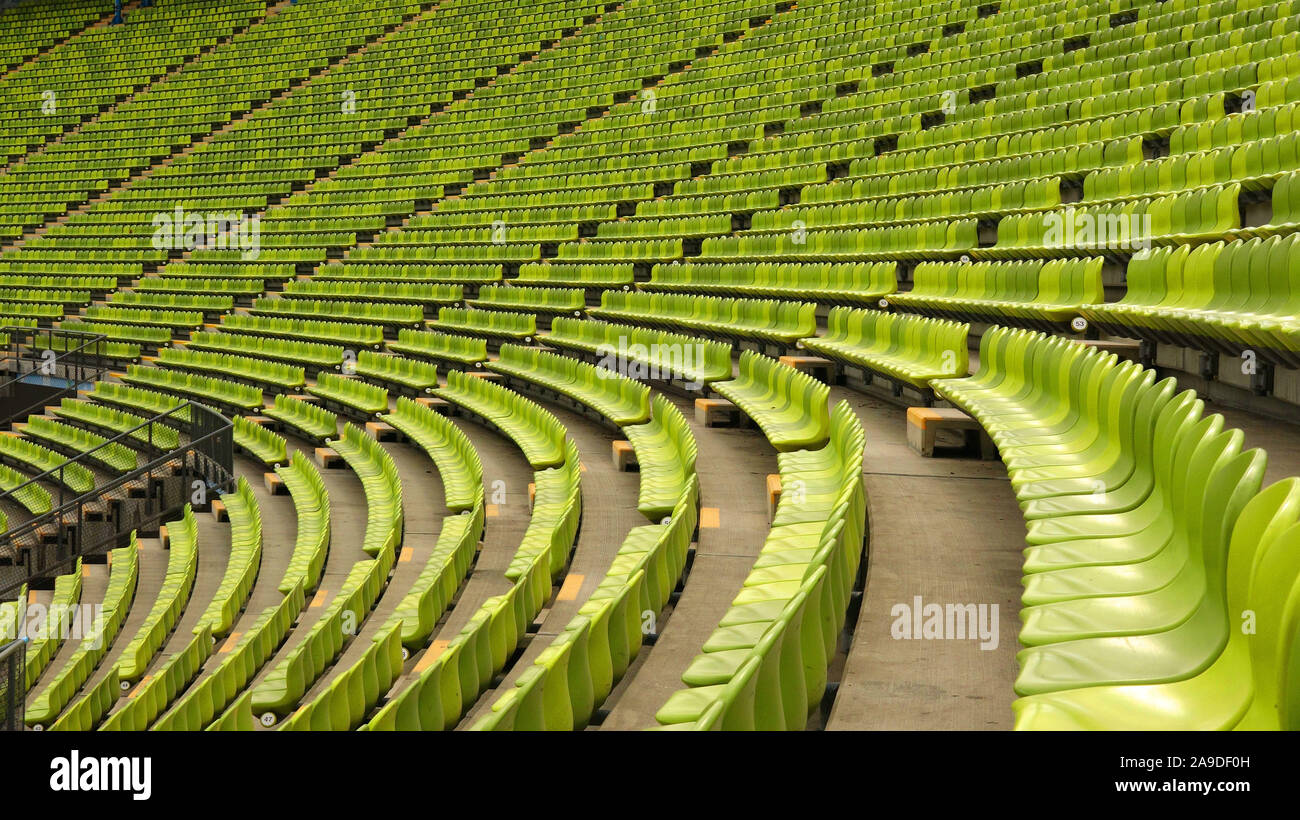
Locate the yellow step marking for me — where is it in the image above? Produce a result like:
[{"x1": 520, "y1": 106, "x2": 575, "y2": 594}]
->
[
  {"x1": 415, "y1": 640, "x2": 450, "y2": 673},
  {"x1": 399, "y1": 547, "x2": 414, "y2": 563},
  {"x1": 129, "y1": 675, "x2": 152, "y2": 698},
  {"x1": 218, "y1": 632, "x2": 242, "y2": 653},
  {"x1": 699, "y1": 507, "x2": 721, "y2": 528},
  {"x1": 309, "y1": 589, "x2": 329, "y2": 608},
  {"x1": 556, "y1": 574, "x2": 584, "y2": 602},
  {"x1": 485, "y1": 504, "x2": 499, "y2": 517}
]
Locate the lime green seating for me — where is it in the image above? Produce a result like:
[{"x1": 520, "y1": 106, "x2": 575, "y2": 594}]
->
[
  {"x1": 0, "y1": 461, "x2": 52, "y2": 515},
  {"x1": 363, "y1": 443, "x2": 582, "y2": 732},
  {"x1": 26, "y1": 540, "x2": 138, "y2": 728},
  {"x1": 0, "y1": 433, "x2": 96, "y2": 494},
  {"x1": 23, "y1": 560, "x2": 82, "y2": 690},
  {"x1": 0, "y1": 588, "x2": 24, "y2": 646},
  {"x1": 53, "y1": 399, "x2": 180, "y2": 451},
  {"x1": 82, "y1": 305, "x2": 203, "y2": 330},
  {"x1": 655, "y1": 402, "x2": 865, "y2": 729},
  {"x1": 1080, "y1": 235, "x2": 1300, "y2": 367},
  {"x1": 49, "y1": 667, "x2": 120, "y2": 732},
  {"x1": 590, "y1": 291, "x2": 816, "y2": 345},
  {"x1": 623, "y1": 394, "x2": 699, "y2": 522},
  {"x1": 387, "y1": 328, "x2": 488, "y2": 367},
  {"x1": 56, "y1": 320, "x2": 174, "y2": 347},
  {"x1": 712, "y1": 351, "x2": 831, "y2": 451},
  {"x1": 233, "y1": 416, "x2": 288, "y2": 466},
  {"x1": 274, "y1": 452, "x2": 331, "y2": 595},
  {"x1": 326, "y1": 423, "x2": 404, "y2": 558},
  {"x1": 888, "y1": 258, "x2": 1104, "y2": 329},
  {"x1": 487, "y1": 343, "x2": 652, "y2": 426},
  {"x1": 252, "y1": 297, "x2": 423, "y2": 329},
  {"x1": 263, "y1": 394, "x2": 339, "y2": 443},
  {"x1": 428, "y1": 306, "x2": 536, "y2": 342},
  {"x1": 467, "y1": 284, "x2": 586, "y2": 316},
  {"x1": 193, "y1": 478, "x2": 262, "y2": 638},
  {"x1": 282, "y1": 280, "x2": 463, "y2": 309},
  {"x1": 115, "y1": 506, "x2": 201, "y2": 683},
  {"x1": 156, "y1": 347, "x2": 306, "y2": 391},
  {"x1": 434, "y1": 369, "x2": 567, "y2": 468},
  {"x1": 30, "y1": 335, "x2": 140, "y2": 361},
  {"x1": 99, "y1": 628, "x2": 213, "y2": 731},
  {"x1": 542, "y1": 317, "x2": 733, "y2": 386},
  {"x1": 931, "y1": 327, "x2": 1281, "y2": 700},
  {"x1": 379, "y1": 503, "x2": 483, "y2": 650},
  {"x1": 188, "y1": 330, "x2": 346, "y2": 371},
  {"x1": 152, "y1": 584, "x2": 305, "y2": 731},
  {"x1": 1013, "y1": 478, "x2": 1300, "y2": 730},
  {"x1": 276, "y1": 623, "x2": 405, "y2": 731},
  {"x1": 380, "y1": 396, "x2": 483, "y2": 513},
  {"x1": 988, "y1": 184, "x2": 1242, "y2": 255},
  {"x1": 87, "y1": 382, "x2": 190, "y2": 424},
  {"x1": 801, "y1": 308, "x2": 970, "y2": 389},
  {"x1": 221, "y1": 314, "x2": 385, "y2": 349},
  {"x1": 122, "y1": 365, "x2": 264, "y2": 412},
  {"x1": 645, "y1": 261, "x2": 896, "y2": 304},
  {"x1": 353, "y1": 351, "x2": 439, "y2": 394},
  {"x1": 514, "y1": 262, "x2": 635, "y2": 288},
  {"x1": 21, "y1": 416, "x2": 138, "y2": 473},
  {"x1": 249, "y1": 544, "x2": 396, "y2": 721},
  {"x1": 472, "y1": 479, "x2": 698, "y2": 730},
  {"x1": 308, "y1": 372, "x2": 390, "y2": 418}
]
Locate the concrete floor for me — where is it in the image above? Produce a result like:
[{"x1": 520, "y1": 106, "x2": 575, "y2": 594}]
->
[
  {"x1": 300, "y1": 438, "x2": 446, "y2": 703},
  {"x1": 600, "y1": 391, "x2": 778, "y2": 730},
  {"x1": 457, "y1": 397, "x2": 643, "y2": 728},
  {"x1": 391, "y1": 415, "x2": 531, "y2": 683},
  {"x1": 824, "y1": 388, "x2": 1023, "y2": 730}
]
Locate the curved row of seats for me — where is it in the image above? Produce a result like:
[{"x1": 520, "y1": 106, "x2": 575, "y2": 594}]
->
[
  {"x1": 364, "y1": 439, "x2": 583, "y2": 730},
  {"x1": 655, "y1": 402, "x2": 866, "y2": 729},
  {"x1": 26, "y1": 540, "x2": 139, "y2": 728},
  {"x1": 931, "y1": 328, "x2": 1300, "y2": 729}
]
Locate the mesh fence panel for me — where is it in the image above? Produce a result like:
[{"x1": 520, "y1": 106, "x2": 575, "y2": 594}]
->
[{"x1": 0, "y1": 640, "x2": 24, "y2": 731}]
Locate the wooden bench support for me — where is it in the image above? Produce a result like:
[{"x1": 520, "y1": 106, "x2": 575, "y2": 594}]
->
[
  {"x1": 695, "y1": 397, "x2": 740, "y2": 428},
  {"x1": 906, "y1": 407, "x2": 997, "y2": 459},
  {"x1": 365, "y1": 421, "x2": 399, "y2": 441},
  {"x1": 413, "y1": 396, "x2": 451, "y2": 414},
  {"x1": 264, "y1": 472, "x2": 287, "y2": 495},
  {"x1": 779, "y1": 355, "x2": 834, "y2": 383},
  {"x1": 612, "y1": 440, "x2": 637, "y2": 471},
  {"x1": 315, "y1": 447, "x2": 344, "y2": 469},
  {"x1": 765, "y1": 473, "x2": 782, "y2": 521}
]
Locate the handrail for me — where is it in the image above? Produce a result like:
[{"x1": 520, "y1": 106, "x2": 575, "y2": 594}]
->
[
  {"x1": 0, "y1": 400, "x2": 190, "y2": 510},
  {"x1": 0, "y1": 401, "x2": 234, "y2": 598},
  {"x1": 0, "y1": 639, "x2": 23, "y2": 732}
]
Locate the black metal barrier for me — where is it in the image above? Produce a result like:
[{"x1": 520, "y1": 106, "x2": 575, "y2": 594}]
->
[
  {"x1": 0, "y1": 639, "x2": 23, "y2": 731},
  {"x1": 0, "y1": 401, "x2": 234, "y2": 599},
  {"x1": 0, "y1": 326, "x2": 112, "y2": 430}
]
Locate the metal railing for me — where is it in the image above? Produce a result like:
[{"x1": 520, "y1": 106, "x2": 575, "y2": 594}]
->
[
  {"x1": 0, "y1": 326, "x2": 112, "y2": 430},
  {"x1": 0, "y1": 401, "x2": 234, "y2": 598},
  {"x1": 0, "y1": 639, "x2": 23, "y2": 731}
]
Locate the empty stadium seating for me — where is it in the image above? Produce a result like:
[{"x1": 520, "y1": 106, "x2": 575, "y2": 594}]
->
[{"x1": 2, "y1": 0, "x2": 1300, "y2": 742}]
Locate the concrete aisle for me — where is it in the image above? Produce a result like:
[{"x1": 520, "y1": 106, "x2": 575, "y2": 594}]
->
[
  {"x1": 600, "y1": 391, "x2": 777, "y2": 730},
  {"x1": 457, "y1": 399, "x2": 642, "y2": 728},
  {"x1": 826, "y1": 387, "x2": 1039, "y2": 731}
]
